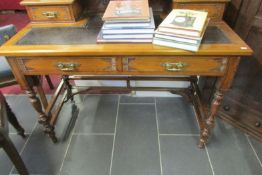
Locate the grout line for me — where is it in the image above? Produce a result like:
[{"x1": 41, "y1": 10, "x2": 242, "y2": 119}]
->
[
  {"x1": 119, "y1": 102, "x2": 155, "y2": 105},
  {"x1": 58, "y1": 127, "x2": 75, "y2": 173},
  {"x1": 9, "y1": 121, "x2": 38, "y2": 175},
  {"x1": 159, "y1": 134, "x2": 200, "y2": 136},
  {"x1": 72, "y1": 133, "x2": 114, "y2": 136},
  {"x1": 246, "y1": 135, "x2": 262, "y2": 167},
  {"x1": 154, "y1": 97, "x2": 163, "y2": 175},
  {"x1": 9, "y1": 132, "x2": 32, "y2": 135},
  {"x1": 10, "y1": 174, "x2": 43, "y2": 175},
  {"x1": 59, "y1": 106, "x2": 80, "y2": 174},
  {"x1": 192, "y1": 105, "x2": 201, "y2": 131},
  {"x1": 109, "y1": 95, "x2": 120, "y2": 175},
  {"x1": 205, "y1": 146, "x2": 216, "y2": 175}
]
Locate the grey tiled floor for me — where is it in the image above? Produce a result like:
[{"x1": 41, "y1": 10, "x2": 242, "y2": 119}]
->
[{"x1": 1, "y1": 95, "x2": 262, "y2": 175}]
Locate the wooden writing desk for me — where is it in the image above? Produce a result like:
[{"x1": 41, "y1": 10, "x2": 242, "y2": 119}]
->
[{"x1": 0, "y1": 16, "x2": 252, "y2": 148}]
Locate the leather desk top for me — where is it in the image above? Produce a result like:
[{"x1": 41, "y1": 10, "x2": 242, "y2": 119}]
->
[{"x1": 0, "y1": 16, "x2": 252, "y2": 56}]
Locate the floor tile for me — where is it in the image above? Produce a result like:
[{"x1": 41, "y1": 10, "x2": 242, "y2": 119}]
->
[
  {"x1": 111, "y1": 104, "x2": 161, "y2": 175},
  {"x1": 0, "y1": 135, "x2": 28, "y2": 175},
  {"x1": 156, "y1": 97, "x2": 199, "y2": 134},
  {"x1": 120, "y1": 95, "x2": 155, "y2": 103},
  {"x1": 3, "y1": 94, "x2": 262, "y2": 175},
  {"x1": 249, "y1": 137, "x2": 262, "y2": 166},
  {"x1": 74, "y1": 95, "x2": 118, "y2": 134},
  {"x1": 160, "y1": 136, "x2": 212, "y2": 175},
  {"x1": 60, "y1": 135, "x2": 113, "y2": 175},
  {"x1": 12, "y1": 102, "x2": 78, "y2": 174},
  {"x1": 207, "y1": 120, "x2": 262, "y2": 175},
  {"x1": 6, "y1": 95, "x2": 38, "y2": 134}
]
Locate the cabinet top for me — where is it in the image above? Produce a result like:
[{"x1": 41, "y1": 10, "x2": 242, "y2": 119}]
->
[{"x1": 20, "y1": 0, "x2": 75, "y2": 6}]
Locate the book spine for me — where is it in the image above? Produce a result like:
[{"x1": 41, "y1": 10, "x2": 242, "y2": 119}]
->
[
  {"x1": 102, "y1": 29, "x2": 154, "y2": 34},
  {"x1": 103, "y1": 34, "x2": 153, "y2": 39},
  {"x1": 154, "y1": 34, "x2": 199, "y2": 45},
  {"x1": 158, "y1": 27, "x2": 200, "y2": 37},
  {"x1": 103, "y1": 23, "x2": 151, "y2": 29},
  {"x1": 97, "y1": 39, "x2": 153, "y2": 43},
  {"x1": 153, "y1": 38, "x2": 199, "y2": 52}
]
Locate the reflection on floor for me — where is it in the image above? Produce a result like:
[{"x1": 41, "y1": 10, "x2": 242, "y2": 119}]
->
[{"x1": 1, "y1": 95, "x2": 262, "y2": 175}]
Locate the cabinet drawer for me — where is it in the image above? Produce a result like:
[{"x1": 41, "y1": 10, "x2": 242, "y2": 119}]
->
[
  {"x1": 172, "y1": 2, "x2": 227, "y2": 21},
  {"x1": 17, "y1": 57, "x2": 118, "y2": 74},
  {"x1": 220, "y1": 99, "x2": 262, "y2": 138},
  {"x1": 26, "y1": 5, "x2": 76, "y2": 22},
  {"x1": 122, "y1": 56, "x2": 228, "y2": 76}
]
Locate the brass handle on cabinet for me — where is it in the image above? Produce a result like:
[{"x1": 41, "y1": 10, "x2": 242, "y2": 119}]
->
[
  {"x1": 223, "y1": 105, "x2": 231, "y2": 111},
  {"x1": 56, "y1": 63, "x2": 80, "y2": 72},
  {"x1": 255, "y1": 122, "x2": 261, "y2": 128},
  {"x1": 161, "y1": 62, "x2": 187, "y2": 72},
  {"x1": 42, "y1": 11, "x2": 58, "y2": 18}
]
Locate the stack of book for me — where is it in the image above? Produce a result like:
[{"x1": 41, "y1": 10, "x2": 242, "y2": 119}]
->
[
  {"x1": 97, "y1": 0, "x2": 155, "y2": 43},
  {"x1": 153, "y1": 9, "x2": 209, "y2": 51}
]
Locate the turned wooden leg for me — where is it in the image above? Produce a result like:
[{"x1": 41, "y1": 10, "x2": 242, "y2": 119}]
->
[
  {"x1": 26, "y1": 89, "x2": 57, "y2": 143},
  {"x1": 199, "y1": 128, "x2": 209, "y2": 149},
  {"x1": 36, "y1": 84, "x2": 48, "y2": 110},
  {"x1": 63, "y1": 75, "x2": 74, "y2": 102},
  {"x1": 206, "y1": 91, "x2": 223, "y2": 128},
  {"x1": 199, "y1": 90, "x2": 224, "y2": 148},
  {"x1": 5, "y1": 101, "x2": 26, "y2": 138},
  {"x1": 197, "y1": 58, "x2": 241, "y2": 148}
]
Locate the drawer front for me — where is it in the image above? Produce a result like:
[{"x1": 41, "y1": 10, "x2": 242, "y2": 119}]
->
[
  {"x1": 27, "y1": 5, "x2": 75, "y2": 22},
  {"x1": 220, "y1": 99, "x2": 262, "y2": 137},
  {"x1": 122, "y1": 56, "x2": 228, "y2": 76},
  {"x1": 17, "y1": 57, "x2": 118, "y2": 74},
  {"x1": 173, "y1": 3, "x2": 226, "y2": 21}
]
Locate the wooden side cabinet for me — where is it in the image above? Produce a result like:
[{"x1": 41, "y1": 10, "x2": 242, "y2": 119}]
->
[
  {"x1": 195, "y1": 0, "x2": 262, "y2": 140},
  {"x1": 20, "y1": 0, "x2": 82, "y2": 23},
  {"x1": 219, "y1": 0, "x2": 262, "y2": 141}
]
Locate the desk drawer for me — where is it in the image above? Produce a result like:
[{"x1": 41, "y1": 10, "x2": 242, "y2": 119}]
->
[
  {"x1": 26, "y1": 5, "x2": 77, "y2": 22},
  {"x1": 122, "y1": 56, "x2": 228, "y2": 76},
  {"x1": 17, "y1": 57, "x2": 118, "y2": 74}
]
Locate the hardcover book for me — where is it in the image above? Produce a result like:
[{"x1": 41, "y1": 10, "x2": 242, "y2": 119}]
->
[
  {"x1": 104, "y1": 21, "x2": 151, "y2": 28},
  {"x1": 154, "y1": 32, "x2": 201, "y2": 45},
  {"x1": 102, "y1": 8, "x2": 155, "y2": 35},
  {"x1": 102, "y1": 28, "x2": 154, "y2": 34},
  {"x1": 158, "y1": 9, "x2": 208, "y2": 37},
  {"x1": 97, "y1": 31, "x2": 153, "y2": 43},
  {"x1": 102, "y1": 0, "x2": 150, "y2": 22},
  {"x1": 103, "y1": 34, "x2": 153, "y2": 39},
  {"x1": 153, "y1": 37, "x2": 201, "y2": 52},
  {"x1": 103, "y1": 8, "x2": 155, "y2": 29},
  {"x1": 154, "y1": 18, "x2": 209, "y2": 42}
]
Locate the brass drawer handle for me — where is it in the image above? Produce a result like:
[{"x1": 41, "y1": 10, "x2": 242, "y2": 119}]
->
[
  {"x1": 3, "y1": 34, "x2": 10, "y2": 41},
  {"x1": 161, "y1": 62, "x2": 187, "y2": 72},
  {"x1": 56, "y1": 63, "x2": 80, "y2": 72},
  {"x1": 255, "y1": 122, "x2": 261, "y2": 128},
  {"x1": 42, "y1": 11, "x2": 58, "y2": 18}
]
